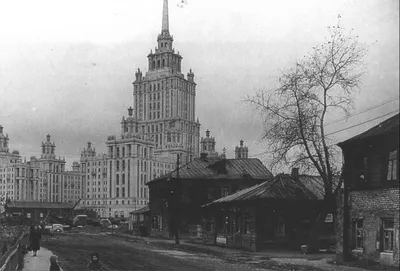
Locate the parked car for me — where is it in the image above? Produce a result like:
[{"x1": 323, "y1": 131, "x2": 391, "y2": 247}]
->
[
  {"x1": 50, "y1": 224, "x2": 64, "y2": 234},
  {"x1": 108, "y1": 224, "x2": 119, "y2": 229},
  {"x1": 100, "y1": 218, "x2": 111, "y2": 227}
]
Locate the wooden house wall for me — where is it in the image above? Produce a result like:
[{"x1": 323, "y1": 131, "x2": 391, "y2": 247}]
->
[
  {"x1": 340, "y1": 131, "x2": 399, "y2": 267},
  {"x1": 148, "y1": 177, "x2": 264, "y2": 239},
  {"x1": 343, "y1": 133, "x2": 398, "y2": 190}
]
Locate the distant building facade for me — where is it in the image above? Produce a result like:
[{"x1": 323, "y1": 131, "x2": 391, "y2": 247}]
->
[
  {"x1": 132, "y1": 0, "x2": 200, "y2": 164},
  {"x1": 79, "y1": 0, "x2": 201, "y2": 219},
  {"x1": 235, "y1": 139, "x2": 249, "y2": 159},
  {"x1": 0, "y1": 127, "x2": 83, "y2": 206},
  {"x1": 200, "y1": 130, "x2": 219, "y2": 158},
  {"x1": 0, "y1": 125, "x2": 21, "y2": 203}
]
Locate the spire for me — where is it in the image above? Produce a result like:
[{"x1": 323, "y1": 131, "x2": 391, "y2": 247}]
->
[{"x1": 162, "y1": 0, "x2": 169, "y2": 33}]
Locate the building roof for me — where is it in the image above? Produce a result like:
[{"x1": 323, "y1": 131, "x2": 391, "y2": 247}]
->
[
  {"x1": 129, "y1": 205, "x2": 150, "y2": 214},
  {"x1": 6, "y1": 201, "x2": 74, "y2": 209},
  {"x1": 148, "y1": 158, "x2": 273, "y2": 184},
  {"x1": 204, "y1": 173, "x2": 318, "y2": 207},
  {"x1": 338, "y1": 113, "x2": 399, "y2": 146},
  {"x1": 298, "y1": 175, "x2": 340, "y2": 200}
]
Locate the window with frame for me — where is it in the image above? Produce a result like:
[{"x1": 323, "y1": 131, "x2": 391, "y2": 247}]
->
[
  {"x1": 221, "y1": 186, "x2": 230, "y2": 198},
  {"x1": 387, "y1": 150, "x2": 397, "y2": 181},
  {"x1": 354, "y1": 218, "x2": 364, "y2": 249},
  {"x1": 382, "y1": 218, "x2": 395, "y2": 252}
]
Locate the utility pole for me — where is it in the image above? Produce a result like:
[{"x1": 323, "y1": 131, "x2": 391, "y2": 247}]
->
[{"x1": 174, "y1": 153, "x2": 180, "y2": 245}]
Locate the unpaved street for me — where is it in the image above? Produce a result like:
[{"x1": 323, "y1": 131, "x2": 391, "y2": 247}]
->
[{"x1": 40, "y1": 233, "x2": 325, "y2": 271}]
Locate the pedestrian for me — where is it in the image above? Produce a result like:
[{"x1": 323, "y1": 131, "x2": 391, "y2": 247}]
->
[
  {"x1": 49, "y1": 255, "x2": 62, "y2": 271},
  {"x1": 87, "y1": 252, "x2": 103, "y2": 271},
  {"x1": 29, "y1": 221, "x2": 42, "y2": 257}
]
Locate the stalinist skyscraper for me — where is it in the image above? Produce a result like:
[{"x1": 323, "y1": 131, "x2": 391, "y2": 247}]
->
[
  {"x1": 79, "y1": 0, "x2": 201, "y2": 218},
  {"x1": 131, "y1": 0, "x2": 200, "y2": 163}
]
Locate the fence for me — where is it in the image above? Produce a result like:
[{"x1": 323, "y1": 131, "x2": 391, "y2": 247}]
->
[{"x1": 0, "y1": 231, "x2": 27, "y2": 271}]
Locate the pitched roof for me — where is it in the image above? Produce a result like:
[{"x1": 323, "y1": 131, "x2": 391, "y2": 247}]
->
[
  {"x1": 6, "y1": 201, "x2": 74, "y2": 209},
  {"x1": 129, "y1": 205, "x2": 150, "y2": 214},
  {"x1": 204, "y1": 173, "x2": 317, "y2": 207},
  {"x1": 298, "y1": 175, "x2": 340, "y2": 200},
  {"x1": 148, "y1": 158, "x2": 273, "y2": 184},
  {"x1": 338, "y1": 113, "x2": 399, "y2": 146}
]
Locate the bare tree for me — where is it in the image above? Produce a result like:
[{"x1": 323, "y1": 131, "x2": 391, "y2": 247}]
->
[{"x1": 244, "y1": 17, "x2": 368, "y2": 250}]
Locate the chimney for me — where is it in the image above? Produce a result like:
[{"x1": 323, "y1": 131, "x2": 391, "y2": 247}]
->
[
  {"x1": 128, "y1": 107, "x2": 133, "y2": 117},
  {"x1": 291, "y1": 168, "x2": 299, "y2": 181},
  {"x1": 0, "y1": 125, "x2": 3, "y2": 133},
  {"x1": 200, "y1": 153, "x2": 208, "y2": 161}
]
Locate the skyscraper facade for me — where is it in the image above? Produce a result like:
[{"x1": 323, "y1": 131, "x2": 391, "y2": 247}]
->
[
  {"x1": 79, "y1": 0, "x2": 201, "y2": 218},
  {"x1": 132, "y1": 0, "x2": 200, "y2": 164}
]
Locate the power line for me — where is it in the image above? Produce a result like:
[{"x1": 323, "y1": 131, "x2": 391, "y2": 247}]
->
[
  {"x1": 324, "y1": 95, "x2": 399, "y2": 127},
  {"x1": 250, "y1": 110, "x2": 399, "y2": 158},
  {"x1": 325, "y1": 110, "x2": 399, "y2": 136}
]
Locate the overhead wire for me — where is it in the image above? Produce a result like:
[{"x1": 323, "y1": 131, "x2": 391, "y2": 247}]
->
[{"x1": 250, "y1": 109, "x2": 399, "y2": 158}]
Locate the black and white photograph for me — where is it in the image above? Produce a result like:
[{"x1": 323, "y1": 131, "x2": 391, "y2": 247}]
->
[{"x1": 0, "y1": 0, "x2": 399, "y2": 270}]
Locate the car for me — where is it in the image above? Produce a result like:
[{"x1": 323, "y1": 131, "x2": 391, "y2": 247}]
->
[
  {"x1": 100, "y1": 219, "x2": 111, "y2": 227},
  {"x1": 50, "y1": 224, "x2": 64, "y2": 234},
  {"x1": 108, "y1": 224, "x2": 119, "y2": 229}
]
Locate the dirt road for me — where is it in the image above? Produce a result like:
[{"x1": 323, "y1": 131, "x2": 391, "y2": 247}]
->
[{"x1": 41, "y1": 233, "x2": 325, "y2": 271}]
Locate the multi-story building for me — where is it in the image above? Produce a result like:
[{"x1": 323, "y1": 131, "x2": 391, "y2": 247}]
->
[
  {"x1": 132, "y1": 0, "x2": 200, "y2": 163},
  {"x1": 79, "y1": 0, "x2": 201, "y2": 219},
  {"x1": 63, "y1": 162, "x2": 83, "y2": 204},
  {"x1": 0, "y1": 127, "x2": 83, "y2": 205},
  {"x1": 79, "y1": 142, "x2": 109, "y2": 217},
  {"x1": 0, "y1": 125, "x2": 21, "y2": 203},
  {"x1": 37, "y1": 134, "x2": 66, "y2": 202}
]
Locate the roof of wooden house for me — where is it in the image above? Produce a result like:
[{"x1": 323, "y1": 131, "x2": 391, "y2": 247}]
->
[
  {"x1": 148, "y1": 157, "x2": 273, "y2": 184},
  {"x1": 129, "y1": 205, "x2": 150, "y2": 215},
  {"x1": 204, "y1": 173, "x2": 318, "y2": 207},
  {"x1": 338, "y1": 113, "x2": 399, "y2": 147}
]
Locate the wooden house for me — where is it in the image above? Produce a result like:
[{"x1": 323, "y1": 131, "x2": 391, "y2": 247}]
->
[
  {"x1": 202, "y1": 170, "x2": 333, "y2": 251},
  {"x1": 337, "y1": 113, "x2": 399, "y2": 267},
  {"x1": 129, "y1": 204, "x2": 150, "y2": 236},
  {"x1": 146, "y1": 156, "x2": 273, "y2": 239},
  {"x1": 5, "y1": 201, "x2": 74, "y2": 223}
]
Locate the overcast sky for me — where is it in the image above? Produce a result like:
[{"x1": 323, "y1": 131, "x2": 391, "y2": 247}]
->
[{"x1": 0, "y1": 0, "x2": 398, "y2": 171}]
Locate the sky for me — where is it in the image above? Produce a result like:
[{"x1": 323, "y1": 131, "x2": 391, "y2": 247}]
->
[{"x1": 0, "y1": 0, "x2": 399, "y2": 172}]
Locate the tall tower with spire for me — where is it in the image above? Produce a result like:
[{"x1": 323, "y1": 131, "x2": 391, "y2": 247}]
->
[{"x1": 131, "y1": 0, "x2": 201, "y2": 164}]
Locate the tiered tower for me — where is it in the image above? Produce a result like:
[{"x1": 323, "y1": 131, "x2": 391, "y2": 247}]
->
[
  {"x1": 132, "y1": 0, "x2": 201, "y2": 164},
  {"x1": 235, "y1": 139, "x2": 249, "y2": 159},
  {"x1": 38, "y1": 134, "x2": 66, "y2": 202},
  {"x1": 200, "y1": 129, "x2": 219, "y2": 159}
]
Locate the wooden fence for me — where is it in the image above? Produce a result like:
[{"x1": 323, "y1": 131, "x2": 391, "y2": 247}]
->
[{"x1": 0, "y1": 231, "x2": 27, "y2": 271}]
